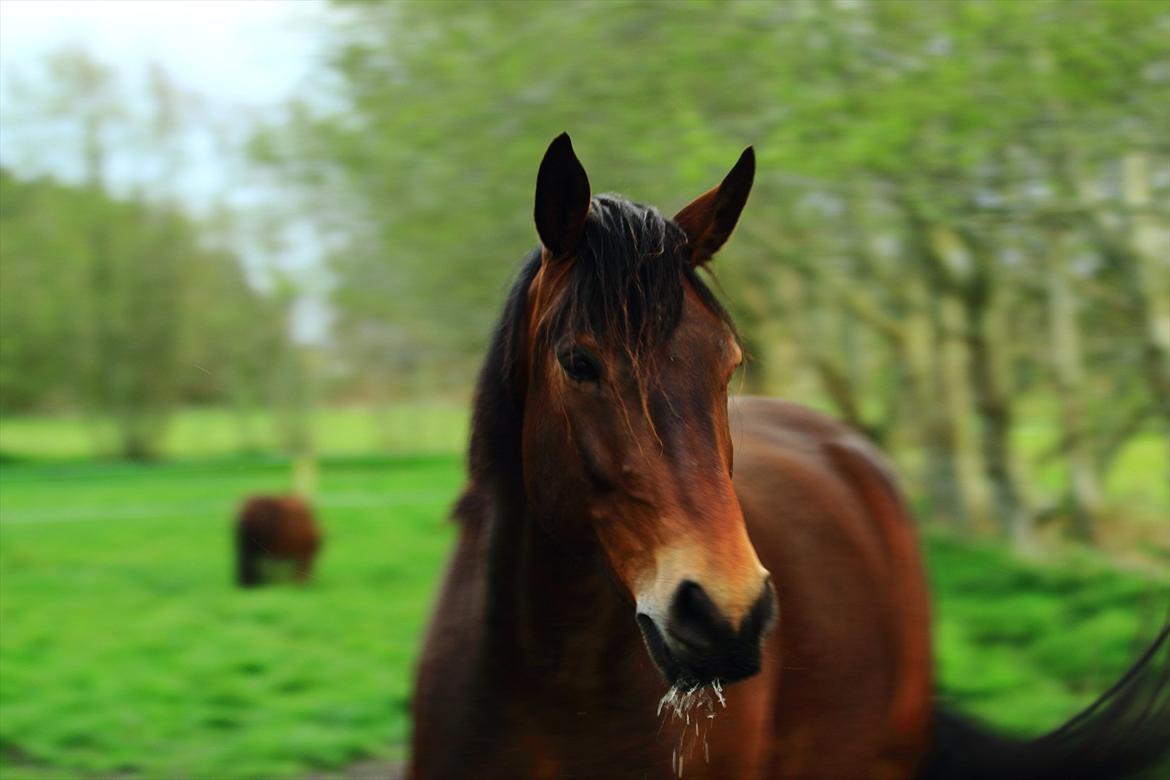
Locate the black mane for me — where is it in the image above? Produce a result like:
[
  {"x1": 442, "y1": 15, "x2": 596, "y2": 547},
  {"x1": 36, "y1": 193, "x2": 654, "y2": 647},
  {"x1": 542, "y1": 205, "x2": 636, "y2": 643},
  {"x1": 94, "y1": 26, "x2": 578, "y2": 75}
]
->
[{"x1": 466, "y1": 195, "x2": 733, "y2": 492}]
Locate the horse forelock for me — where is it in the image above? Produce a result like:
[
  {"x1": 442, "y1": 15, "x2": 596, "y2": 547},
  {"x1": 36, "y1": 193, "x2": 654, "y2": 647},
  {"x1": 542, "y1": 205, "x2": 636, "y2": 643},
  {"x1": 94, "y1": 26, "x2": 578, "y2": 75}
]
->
[{"x1": 538, "y1": 197, "x2": 737, "y2": 382}]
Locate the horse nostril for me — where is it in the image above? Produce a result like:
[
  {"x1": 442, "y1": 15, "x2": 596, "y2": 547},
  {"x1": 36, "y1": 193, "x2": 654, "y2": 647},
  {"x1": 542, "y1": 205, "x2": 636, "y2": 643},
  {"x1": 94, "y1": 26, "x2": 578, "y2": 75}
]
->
[
  {"x1": 744, "y1": 577, "x2": 778, "y2": 641},
  {"x1": 667, "y1": 580, "x2": 725, "y2": 651}
]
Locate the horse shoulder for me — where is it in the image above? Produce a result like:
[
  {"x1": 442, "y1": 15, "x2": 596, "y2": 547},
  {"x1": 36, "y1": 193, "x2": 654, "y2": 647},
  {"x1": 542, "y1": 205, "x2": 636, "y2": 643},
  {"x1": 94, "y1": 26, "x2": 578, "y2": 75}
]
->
[{"x1": 729, "y1": 397, "x2": 933, "y2": 778}]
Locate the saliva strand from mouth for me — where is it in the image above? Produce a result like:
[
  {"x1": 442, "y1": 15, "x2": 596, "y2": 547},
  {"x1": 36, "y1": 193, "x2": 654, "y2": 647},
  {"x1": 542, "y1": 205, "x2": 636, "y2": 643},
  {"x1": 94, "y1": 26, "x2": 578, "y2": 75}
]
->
[
  {"x1": 658, "y1": 679, "x2": 727, "y2": 777},
  {"x1": 656, "y1": 678, "x2": 726, "y2": 723}
]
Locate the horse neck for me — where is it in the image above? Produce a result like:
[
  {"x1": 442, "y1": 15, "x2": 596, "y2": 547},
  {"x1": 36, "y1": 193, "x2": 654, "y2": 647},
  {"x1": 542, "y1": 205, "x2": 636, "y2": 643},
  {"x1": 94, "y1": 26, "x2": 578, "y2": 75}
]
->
[{"x1": 476, "y1": 475, "x2": 650, "y2": 697}]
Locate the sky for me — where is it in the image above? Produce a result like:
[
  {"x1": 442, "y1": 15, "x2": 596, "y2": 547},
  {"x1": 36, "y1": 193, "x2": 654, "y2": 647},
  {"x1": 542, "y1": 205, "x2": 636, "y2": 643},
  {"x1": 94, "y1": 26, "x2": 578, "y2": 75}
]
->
[
  {"x1": 0, "y1": 0, "x2": 333, "y2": 339},
  {"x1": 0, "y1": 0, "x2": 329, "y2": 204},
  {"x1": 0, "y1": 0, "x2": 324, "y2": 110}
]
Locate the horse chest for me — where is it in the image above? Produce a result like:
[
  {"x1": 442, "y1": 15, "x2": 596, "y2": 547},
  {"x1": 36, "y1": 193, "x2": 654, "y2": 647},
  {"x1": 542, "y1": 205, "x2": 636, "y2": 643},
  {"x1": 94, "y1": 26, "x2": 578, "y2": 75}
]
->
[{"x1": 416, "y1": 640, "x2": 777, "y2": 779}]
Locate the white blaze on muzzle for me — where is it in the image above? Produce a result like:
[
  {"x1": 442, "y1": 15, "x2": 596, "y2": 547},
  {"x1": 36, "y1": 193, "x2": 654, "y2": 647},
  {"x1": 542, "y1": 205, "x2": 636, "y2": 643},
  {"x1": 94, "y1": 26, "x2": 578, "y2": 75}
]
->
[{"x1": 633, "y1": 537, "x2": 769, "y2": 633}]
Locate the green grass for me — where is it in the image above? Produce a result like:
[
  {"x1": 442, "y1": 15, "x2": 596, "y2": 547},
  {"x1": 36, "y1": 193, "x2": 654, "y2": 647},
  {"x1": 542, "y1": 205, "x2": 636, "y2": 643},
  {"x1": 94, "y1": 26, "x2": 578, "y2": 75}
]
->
[
  {"x1": 1, "y1": 455, "x2": 462, "y2": 779},
  {"x1": 928, "y1": 533, "x2": 1168, "y2": 732},
  {"x1": 0, "y1": 404, "x2": 470, "y2": 462},
  {"x1": 0, "y1": 409, "x2": 1167, "y2": 778}
]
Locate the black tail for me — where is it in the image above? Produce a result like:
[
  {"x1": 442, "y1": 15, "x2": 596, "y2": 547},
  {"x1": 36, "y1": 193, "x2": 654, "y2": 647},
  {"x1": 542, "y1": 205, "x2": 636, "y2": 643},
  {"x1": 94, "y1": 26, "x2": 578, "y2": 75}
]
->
[
  {"x1": 235, "y1": 525, "x2": 262, "y2": 588},
  {"x1": 919, "y1": 626, "x2": 1170, "y2": 780}
]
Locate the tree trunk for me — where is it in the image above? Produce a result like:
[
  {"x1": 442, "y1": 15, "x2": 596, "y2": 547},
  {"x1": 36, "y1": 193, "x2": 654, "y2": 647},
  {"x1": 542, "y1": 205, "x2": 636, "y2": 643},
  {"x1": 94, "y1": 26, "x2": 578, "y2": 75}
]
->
[
  {"x1": 782, "y1": 267, "x2": 885, "y2": 442},
  {"x1": 1121, "y1": 151, "x2": 1170, "y2": 425},
  {"x1": 918, "y1": 292, "x2": 969, "y2": 529},
  {"x1": 918, "y1": 216, "x2": 1029, "y2": 544},
  {"x1": 961, "y1": 291, "x2": 1030, "y2": 545},
  {"x1": 1043, "y1": 228, "x2": 1101, "y2": 541}
]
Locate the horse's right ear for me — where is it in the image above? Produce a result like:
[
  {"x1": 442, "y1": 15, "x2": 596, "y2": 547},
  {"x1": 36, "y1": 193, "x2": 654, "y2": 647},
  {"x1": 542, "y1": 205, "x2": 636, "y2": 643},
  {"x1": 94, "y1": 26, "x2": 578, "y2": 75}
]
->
[
  {"x1": 535, "y1": 133, "x2": 591, "y2": 258},
  {"x1": 673, "y1": 147, "x2": 754, "y2": 266}
]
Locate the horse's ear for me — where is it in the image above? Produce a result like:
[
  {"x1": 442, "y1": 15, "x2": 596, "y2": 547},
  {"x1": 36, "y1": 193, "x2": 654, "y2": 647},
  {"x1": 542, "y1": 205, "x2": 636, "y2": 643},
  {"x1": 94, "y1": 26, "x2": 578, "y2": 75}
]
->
[
  {"x1": 535, "y1": 133, "x2": 591, "y2": 258},
  {"x1": 673, "y1": 147, "x2": 755, "y2": 266}
]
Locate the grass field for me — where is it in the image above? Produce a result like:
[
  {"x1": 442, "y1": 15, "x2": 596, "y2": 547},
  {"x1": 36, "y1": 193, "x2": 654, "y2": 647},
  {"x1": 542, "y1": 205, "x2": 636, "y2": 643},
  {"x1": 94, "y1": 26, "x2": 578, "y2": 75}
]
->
[
  {"x1": 1, "y1": 407, "x2": 1168, "y2": 779},
  {"x1": 0, "y1": 406, "x2": 470, "y2": 462},
  {"x1": 1, "y1": 454, "x2": 459, "y2": 779}
]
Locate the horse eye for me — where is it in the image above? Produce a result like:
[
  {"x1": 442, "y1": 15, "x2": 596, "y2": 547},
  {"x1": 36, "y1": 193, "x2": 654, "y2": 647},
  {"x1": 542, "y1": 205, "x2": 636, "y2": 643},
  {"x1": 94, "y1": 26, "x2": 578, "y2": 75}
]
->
[{"x1": 558, "y1": 347, "x2": 602, "y2": 384}]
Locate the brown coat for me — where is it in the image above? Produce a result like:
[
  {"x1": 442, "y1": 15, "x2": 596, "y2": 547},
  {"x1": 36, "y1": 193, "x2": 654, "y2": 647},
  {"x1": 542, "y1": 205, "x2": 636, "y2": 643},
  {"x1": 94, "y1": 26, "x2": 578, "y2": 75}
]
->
[{"x1": 234, "y1": 496, "x2": 322, "y2": 587}]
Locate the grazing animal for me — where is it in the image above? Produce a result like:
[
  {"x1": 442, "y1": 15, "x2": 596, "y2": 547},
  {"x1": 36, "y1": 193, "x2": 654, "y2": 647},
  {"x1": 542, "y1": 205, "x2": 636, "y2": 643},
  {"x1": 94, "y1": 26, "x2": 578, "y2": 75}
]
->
[
  {"x1": 235, "y1": 495, "x2": 322, "y2": 587},
  {"x1": 409, "y1": 134, "x2": 1169, "y2": 779}
]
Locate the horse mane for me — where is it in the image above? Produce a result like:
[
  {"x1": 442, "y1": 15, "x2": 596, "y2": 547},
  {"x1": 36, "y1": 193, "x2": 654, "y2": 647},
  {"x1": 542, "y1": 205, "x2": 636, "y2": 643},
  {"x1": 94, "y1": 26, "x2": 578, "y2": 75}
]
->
[{"x1": 465, "y1": 194, "x2": 734, "y2": 502}]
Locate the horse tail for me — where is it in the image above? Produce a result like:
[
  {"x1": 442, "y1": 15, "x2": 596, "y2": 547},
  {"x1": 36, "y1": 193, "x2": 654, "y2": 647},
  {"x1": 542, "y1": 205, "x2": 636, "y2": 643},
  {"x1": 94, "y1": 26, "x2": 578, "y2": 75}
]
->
[{"x1": 918, "y1": 625, "x2": 1170, "y2": 780}]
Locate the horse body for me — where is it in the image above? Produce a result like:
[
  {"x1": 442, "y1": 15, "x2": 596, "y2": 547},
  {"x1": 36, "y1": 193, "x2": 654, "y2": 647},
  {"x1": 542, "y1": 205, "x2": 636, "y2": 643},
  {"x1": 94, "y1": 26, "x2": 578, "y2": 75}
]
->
[
  {"x1": 409, "y1": 134, "x2": 1167, "y2": 779},
  {"x1": 235, "y1": 495, "x2": 322, "y2": 587},
  {"x1": 413, "y1": 398, "x2": 930, "y2": 779}
]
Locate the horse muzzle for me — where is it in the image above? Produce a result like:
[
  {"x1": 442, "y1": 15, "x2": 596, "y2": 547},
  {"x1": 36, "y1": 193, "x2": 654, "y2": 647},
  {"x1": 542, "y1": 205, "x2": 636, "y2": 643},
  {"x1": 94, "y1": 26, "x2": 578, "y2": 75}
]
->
[{"x1": 636, "y1": 577, "x2": 777, "y2": 688}]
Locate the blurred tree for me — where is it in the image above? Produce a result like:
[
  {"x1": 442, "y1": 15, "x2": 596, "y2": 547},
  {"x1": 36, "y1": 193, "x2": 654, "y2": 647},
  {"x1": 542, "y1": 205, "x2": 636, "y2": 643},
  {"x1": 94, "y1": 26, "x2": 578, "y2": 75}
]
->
[
  {"x1": 1, "y1": 49, "x2": 294, "y2": 459},
  {"x1": 0, "y1": 170, "x2": 283, "y2": 459},
  {"x1": 258, "y1": 0, "x2": 1169, "y2": 547}
]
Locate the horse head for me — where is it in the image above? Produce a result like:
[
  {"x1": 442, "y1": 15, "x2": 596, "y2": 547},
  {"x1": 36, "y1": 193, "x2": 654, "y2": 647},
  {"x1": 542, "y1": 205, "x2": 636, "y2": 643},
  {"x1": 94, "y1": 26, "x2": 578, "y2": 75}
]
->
[{"x1": 520, "y1": 133, "x2": 776, "y2": 688}]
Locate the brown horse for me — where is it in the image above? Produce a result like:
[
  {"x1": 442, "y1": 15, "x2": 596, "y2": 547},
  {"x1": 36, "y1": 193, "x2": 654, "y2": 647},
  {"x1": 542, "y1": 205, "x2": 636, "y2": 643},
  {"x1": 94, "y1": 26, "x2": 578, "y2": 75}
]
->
[
  {"x1": 409, "y1": 134, "x2": 1168, "y2": 779},
  {"x1": 235, "y1": 495, "x2": 322, "y2": 587}
]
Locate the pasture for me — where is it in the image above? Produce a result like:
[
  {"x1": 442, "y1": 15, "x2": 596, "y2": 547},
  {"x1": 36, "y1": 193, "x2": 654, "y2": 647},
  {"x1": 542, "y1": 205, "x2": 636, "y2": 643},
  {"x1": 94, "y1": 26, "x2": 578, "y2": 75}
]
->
[
  {"x1": 0, "y1": 408, "x2": 1167, "y2": 779},
  {"x1": 0, "y1": 453, "x2": 458, "y2": 779}
]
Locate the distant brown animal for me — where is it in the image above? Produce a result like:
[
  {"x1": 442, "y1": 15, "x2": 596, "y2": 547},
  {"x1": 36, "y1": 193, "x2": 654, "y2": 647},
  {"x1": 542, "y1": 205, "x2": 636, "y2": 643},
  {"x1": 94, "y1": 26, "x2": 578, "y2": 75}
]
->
[{"x1": 235, "y1": 496, "x2": 322, "y2": 587}]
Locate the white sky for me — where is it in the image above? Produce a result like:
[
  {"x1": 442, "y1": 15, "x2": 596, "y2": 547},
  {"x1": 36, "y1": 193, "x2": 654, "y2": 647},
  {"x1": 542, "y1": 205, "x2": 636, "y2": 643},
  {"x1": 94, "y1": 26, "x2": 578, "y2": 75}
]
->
[
  {"x1": 0, "y1": 0, "x2": 329, "y2": 199},
  {"x1": 0, "y1": 0, "x2": 324, "y2": 109}
]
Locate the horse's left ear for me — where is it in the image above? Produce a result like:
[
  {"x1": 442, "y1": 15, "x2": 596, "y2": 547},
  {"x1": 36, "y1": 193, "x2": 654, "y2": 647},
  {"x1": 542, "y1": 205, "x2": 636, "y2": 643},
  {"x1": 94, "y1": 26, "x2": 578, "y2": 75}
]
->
[
  {"x1": 673, "y1": 147, "x2": 755, "y2": 266},
  {"x1": 535, "y1": 133, "x2": 591, "y2": 259}
]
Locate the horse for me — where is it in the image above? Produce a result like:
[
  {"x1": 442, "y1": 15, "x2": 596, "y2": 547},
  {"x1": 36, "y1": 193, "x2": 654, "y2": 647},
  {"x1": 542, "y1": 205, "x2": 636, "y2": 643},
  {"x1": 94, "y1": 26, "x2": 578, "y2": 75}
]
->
[
  {"x1": 409, "y1": 134, "x2": 1169, "y2": 779},
  {"x1": 234, "y1": 495, "x2": 323, "y2": 588}
]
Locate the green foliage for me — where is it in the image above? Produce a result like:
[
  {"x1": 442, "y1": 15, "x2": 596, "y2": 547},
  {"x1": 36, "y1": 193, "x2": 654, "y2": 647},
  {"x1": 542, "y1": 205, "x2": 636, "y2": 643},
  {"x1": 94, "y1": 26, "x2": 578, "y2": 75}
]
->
[
  {"x1": 1, "y1": 450, "x2": 1166, "y2": 778},
  {"x1": 0, "y1": 170, "x2": 288, "y2": 458},
  {"x1": 256, "y1": 0, "x2": 1170, "y2": 545},
  {"x1": 263, "y1": 0, "x2": 1168, "y2": 365},
  {"x1": 0, "y1": 171, "x2": 99, "y2": 411},
  {"x1": 929, "y1": 532, "x2": 1169, "y2": 731}
]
